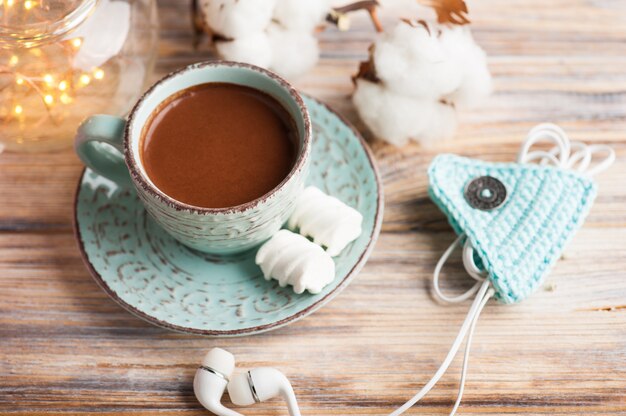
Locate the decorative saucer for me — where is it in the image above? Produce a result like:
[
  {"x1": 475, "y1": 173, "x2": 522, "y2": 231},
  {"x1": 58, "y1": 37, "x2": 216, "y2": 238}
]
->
[{"x1": 73, "y1": 96, "x2": 383, "y2": 336}]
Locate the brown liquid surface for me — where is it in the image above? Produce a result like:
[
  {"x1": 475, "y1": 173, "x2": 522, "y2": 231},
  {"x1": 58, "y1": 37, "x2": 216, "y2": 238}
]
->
[{"x1": 141, "y1": 83, "x2": 297, "y2": 208}]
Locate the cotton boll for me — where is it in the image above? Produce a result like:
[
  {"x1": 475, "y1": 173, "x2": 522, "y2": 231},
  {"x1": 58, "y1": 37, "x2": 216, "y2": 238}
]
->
[
  {"x1": 352, "y1": 20, "x2": 491, "y2": 146},
  {"x1": 440, "y1": 27, "x2": 492, "y2": 108},
  {"x1": 353, "y1": 80, "x2": 415, "y2": 146},
  {"x1": 267, "y1": 24, "x2": 319, "y2": 78},
  {"x1": 200, "y1": 0, "x2": 325, "y2": 78},
  {"x1": 201, "y1": 0, "x2": 276, "y2": 38},
  {"x1": 353, "y1": 79, "x2": 457, "y2": 146},
  {"x1": 273, "y1": 0, "x2": 331, "y2": 32},
  {"x1": 215, "y1": 33, "x2": 273, "y2": 68},
  {"x1": 418, "y1": 101, "x2": 458, "y2": 146},
  {"x1": 373, "y1": 21, "x2": 462, "y2": 99}
]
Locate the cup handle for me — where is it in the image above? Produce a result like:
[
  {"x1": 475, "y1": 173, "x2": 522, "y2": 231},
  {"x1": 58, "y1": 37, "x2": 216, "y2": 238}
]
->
[{"x1": 75, "y1": 115, "x2": 133, "y2": 187}]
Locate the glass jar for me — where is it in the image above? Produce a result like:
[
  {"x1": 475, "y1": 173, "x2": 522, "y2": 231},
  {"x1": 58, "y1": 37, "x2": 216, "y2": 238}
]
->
[{"x1": 0, "y1": 0, "x2": 158, "y2": 152}]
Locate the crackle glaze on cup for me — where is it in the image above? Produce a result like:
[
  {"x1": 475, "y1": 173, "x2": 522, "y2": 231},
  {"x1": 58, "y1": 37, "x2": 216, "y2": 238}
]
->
[
  {"x1": 74, "y1": 95, "x2": 383, "y2": 336},
  {"x1": 75, "y1": 61, "x2": 311, "y2": 254}
]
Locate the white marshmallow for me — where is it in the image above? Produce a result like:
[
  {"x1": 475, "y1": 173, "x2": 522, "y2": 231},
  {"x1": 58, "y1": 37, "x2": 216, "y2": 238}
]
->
[
  {"x1": 256, "y1": 229, "x2": 335, "y2": 294},
  {"x1": 288, "y1": 187, "x2": 363, "y2": 256}
]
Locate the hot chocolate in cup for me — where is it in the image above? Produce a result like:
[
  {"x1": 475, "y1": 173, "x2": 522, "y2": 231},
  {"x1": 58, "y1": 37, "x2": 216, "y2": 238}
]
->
[{"x1": 75, "y1": 61, "x2": 311, "y2": 254}]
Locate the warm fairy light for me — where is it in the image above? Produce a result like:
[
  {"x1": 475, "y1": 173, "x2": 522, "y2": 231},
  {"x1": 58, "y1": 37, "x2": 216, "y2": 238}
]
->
[
  {"x1": 60, "y1": 93, "x2": 72, "y2": 104},
  {"x1": 6, "y1": 0, "x2": 14, "y2": 7},
  {"x1": 2, "y1": 9, "x2": 111, "y2": 129}
]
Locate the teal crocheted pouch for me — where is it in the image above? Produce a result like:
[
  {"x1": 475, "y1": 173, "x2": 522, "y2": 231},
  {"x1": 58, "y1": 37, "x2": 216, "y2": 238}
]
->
[{"x1": 428, "y1": 154, "x2": 597, "y2": 304}]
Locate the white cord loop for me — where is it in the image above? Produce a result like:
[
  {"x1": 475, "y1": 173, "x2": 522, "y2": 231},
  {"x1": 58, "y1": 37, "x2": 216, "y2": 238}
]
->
[
  {"x1": 380, "y1": 235, "x2": 495, "y2": 416},
  {"x1": 388, "y1": 281, "x2": 494, "y2": 416},
  {"x1": 517, "y1": 123, "x2": 615, "y2": 177},
  {"x1": 432, "y1": 234, "x2": 486, "y2": 304}
]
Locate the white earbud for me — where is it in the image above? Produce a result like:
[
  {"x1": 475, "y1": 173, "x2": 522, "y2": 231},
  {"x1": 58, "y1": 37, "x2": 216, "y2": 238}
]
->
[
  {"x1": 193, "y1": 348, "x2": 243, "y2": 416},
  {"x1": 228, "y1": 367, "x2": 301, "y2": 416}
]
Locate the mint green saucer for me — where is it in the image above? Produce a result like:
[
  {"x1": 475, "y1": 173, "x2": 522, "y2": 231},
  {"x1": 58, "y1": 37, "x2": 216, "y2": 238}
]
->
[{"x1": 73, "y1": 96, "x2": 383, "y2": 336}]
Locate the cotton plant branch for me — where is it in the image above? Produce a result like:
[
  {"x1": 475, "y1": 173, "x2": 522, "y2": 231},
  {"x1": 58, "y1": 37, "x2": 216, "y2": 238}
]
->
[
  {"x1": 191, "y1": 0, "x2": 206, "y2": 48},
  {"x1": 326, "y1": 0, "x2": 383, "y2": 32},
  {"x1": 421, "y1": 0, "x2": 470, "y2": 25},
  {"x1": 351, "y1": 0, "x2": 492, "y2": 147},
  {"x1": 190, "y1": 0, "x2": 382, "y2": 79}
]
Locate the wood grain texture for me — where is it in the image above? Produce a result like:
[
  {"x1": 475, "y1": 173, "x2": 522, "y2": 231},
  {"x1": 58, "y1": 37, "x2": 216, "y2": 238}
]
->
[{"x1": 1, "y1": 0, "x2": 626, "y2": 414}]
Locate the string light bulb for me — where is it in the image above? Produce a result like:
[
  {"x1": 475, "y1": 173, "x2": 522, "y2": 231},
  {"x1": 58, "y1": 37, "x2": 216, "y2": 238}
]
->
[
  {"x1": 0, "y1": 0, "x2": 159, "y2": 152},
  {"x1": 60, "y1": 93, "x2": 72, "y2": 104}
]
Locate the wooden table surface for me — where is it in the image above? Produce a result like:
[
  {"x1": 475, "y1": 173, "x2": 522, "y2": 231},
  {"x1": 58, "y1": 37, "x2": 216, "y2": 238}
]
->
[{"x1": 2, "y1": 0, "x2": 626, "y2": 414}]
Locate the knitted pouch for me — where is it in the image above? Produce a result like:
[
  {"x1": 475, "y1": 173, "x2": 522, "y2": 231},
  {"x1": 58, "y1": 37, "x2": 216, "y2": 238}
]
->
[
  {"x1": 428, "y1": 154, "x2": 597, "y2": 304},
  {"x1": 389, "y1": 125, "x2": 614, "y2": 415}
]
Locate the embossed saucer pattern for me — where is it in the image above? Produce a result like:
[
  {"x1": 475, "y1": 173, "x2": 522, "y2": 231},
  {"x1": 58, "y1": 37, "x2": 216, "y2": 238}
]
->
[{"x1": 73, "y1": 96, "x2": 383, "y2": 336}]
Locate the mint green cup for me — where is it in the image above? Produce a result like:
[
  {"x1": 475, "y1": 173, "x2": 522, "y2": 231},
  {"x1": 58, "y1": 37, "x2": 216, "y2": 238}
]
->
[{"x1": 75, "y1": 61, "x2": 312, "y2": 254}]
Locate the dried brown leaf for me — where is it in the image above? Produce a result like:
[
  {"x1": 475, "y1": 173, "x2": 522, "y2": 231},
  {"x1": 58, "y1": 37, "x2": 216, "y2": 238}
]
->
[
  {"x1": 352, "y1": 44, "x2": 380, "y2": 85},
  {"x1": 328, "y1": 0, "x2": 383, "y2": 32},
  {"x1": 420, "y1": 0, "x2": 471, "y2": 26}
]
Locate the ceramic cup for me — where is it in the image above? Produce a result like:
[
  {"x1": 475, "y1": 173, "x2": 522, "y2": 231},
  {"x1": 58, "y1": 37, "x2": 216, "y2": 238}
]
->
[{"x1": 75, "y1": 61, "x2": 311, "y2": 255}]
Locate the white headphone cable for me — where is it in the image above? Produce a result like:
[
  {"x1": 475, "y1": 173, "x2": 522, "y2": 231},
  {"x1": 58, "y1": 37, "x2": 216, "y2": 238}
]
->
[
  {"x1": 432, "y1": 234, "x2": 485, "y2": 303},
  {"x1": 518, "y1": 123, "x2": 615, "y2": 177},
  {"x1": 196, "y1": 124, "x2": 615, "y2": 416},
  {"x1": 264, "y1": 270, "x2": 494, "y2": 416},
  {"x1": 447, "y1": 285, "x2": 493, "y2": 416},
  {"x1": 388, "y1": 280, "x2": 494, "y2": 416}
]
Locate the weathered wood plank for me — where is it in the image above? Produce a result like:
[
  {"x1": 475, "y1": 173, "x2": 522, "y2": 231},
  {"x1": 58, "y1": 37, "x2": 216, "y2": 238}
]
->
[
  {"x1": 1, "y1": 229, "x2": 625, "y2": 414},
  {"x1": 1, "y1": 0, "x2": 625, "y2": 414}
]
